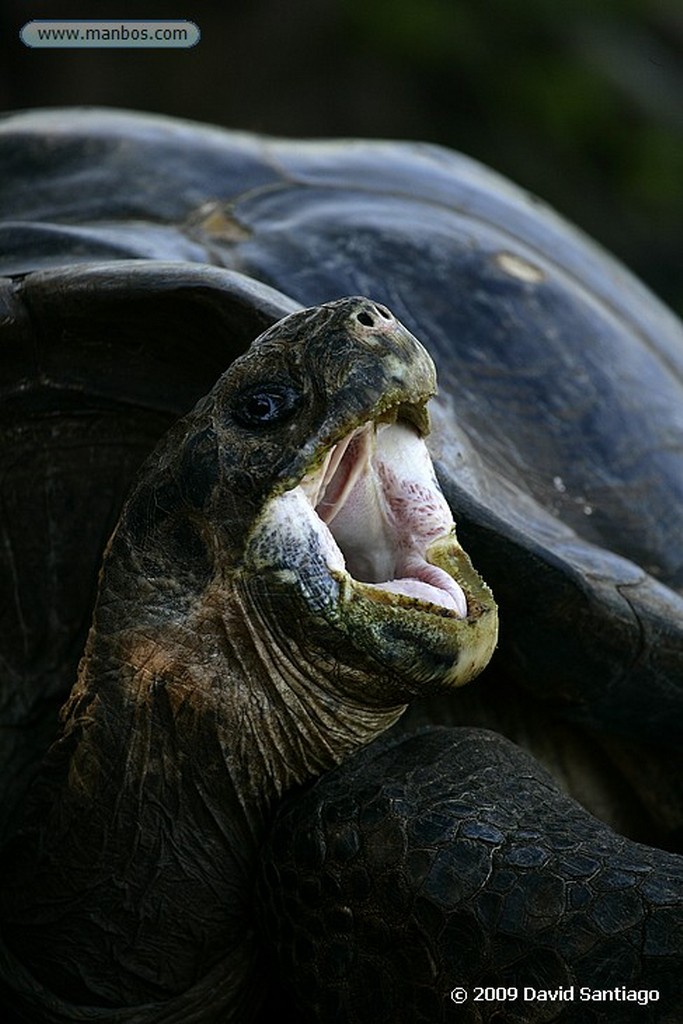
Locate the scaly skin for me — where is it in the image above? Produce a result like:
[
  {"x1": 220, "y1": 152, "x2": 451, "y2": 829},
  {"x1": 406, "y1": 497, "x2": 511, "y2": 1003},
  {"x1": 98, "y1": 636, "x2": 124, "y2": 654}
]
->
[{"x1": 258, "y1": 727, "x2": 683, "y2": 1024}]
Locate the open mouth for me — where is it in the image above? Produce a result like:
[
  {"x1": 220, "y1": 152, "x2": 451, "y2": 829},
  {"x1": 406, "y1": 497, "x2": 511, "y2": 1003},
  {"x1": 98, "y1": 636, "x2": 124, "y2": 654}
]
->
[{"x1": 298, "y1": 408, "x2": 468, "y2": 617}]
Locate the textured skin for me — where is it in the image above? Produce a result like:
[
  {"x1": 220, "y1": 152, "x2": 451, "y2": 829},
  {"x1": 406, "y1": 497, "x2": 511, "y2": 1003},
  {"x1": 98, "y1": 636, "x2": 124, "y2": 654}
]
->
[{"x1": 258, "y1": 728, "x2": 683, "y2": 1023}]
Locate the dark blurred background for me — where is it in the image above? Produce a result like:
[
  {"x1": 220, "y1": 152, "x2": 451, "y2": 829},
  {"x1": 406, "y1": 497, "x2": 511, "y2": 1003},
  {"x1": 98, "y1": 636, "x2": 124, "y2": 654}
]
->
[{"x1": 1, "y1": 0, "x2": 682, "y2": 314}]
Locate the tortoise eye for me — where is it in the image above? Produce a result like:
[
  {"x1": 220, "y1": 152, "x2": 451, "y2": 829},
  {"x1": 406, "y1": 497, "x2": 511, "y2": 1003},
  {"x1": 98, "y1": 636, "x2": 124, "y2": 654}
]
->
[{"x1": 232, "y1": 384, "x2": 301, "y2": 428}]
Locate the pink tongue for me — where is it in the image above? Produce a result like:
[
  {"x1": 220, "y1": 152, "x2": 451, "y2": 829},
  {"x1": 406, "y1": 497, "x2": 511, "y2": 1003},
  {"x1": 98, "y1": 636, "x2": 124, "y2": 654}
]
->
[
  {"x1": 367, "y1": 558, "x2": 468, "y2": 616},
  {"x1": 365, "y1": 577, "x2": 465, "y2": 613}
]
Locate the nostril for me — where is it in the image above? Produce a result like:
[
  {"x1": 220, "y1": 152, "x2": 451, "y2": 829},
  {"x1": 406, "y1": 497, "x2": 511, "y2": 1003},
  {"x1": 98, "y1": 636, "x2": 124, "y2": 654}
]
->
[{"x1": 356, "y1": 304, "x2": 394, "y2": 329}]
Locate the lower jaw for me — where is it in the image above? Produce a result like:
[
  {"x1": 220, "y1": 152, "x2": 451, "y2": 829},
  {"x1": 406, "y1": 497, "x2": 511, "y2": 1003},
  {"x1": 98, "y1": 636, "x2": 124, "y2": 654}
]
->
[{"x1": 331, "y1": 572, "x2": 498, "y2": 695}]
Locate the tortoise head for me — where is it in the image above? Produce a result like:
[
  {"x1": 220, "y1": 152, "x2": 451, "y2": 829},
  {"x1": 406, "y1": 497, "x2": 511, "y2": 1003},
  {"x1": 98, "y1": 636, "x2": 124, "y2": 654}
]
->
[{"x1": 109, "y1": 296, "x2": 498, "y2": 714}]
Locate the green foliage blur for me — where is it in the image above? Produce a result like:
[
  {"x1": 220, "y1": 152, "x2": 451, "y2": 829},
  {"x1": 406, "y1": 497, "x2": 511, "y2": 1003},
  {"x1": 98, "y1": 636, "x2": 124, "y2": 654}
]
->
[{"x1": 341, "y1": 0, "x2": 683, "y2": 313}]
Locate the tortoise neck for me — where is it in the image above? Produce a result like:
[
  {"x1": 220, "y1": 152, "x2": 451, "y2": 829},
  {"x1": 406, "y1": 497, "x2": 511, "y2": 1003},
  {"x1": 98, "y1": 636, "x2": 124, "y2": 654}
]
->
[
  {"x1": 2, "y1": 551, "x2": 404, "y2": 1012},
  {"x1": 77, "y1": 562, "x2": 405, "y2": 841}
]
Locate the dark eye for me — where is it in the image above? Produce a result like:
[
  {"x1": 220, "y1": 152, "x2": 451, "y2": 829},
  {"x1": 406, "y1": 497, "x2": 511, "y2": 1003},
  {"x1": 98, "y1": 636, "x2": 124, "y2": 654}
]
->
[{"x1": 232, "y1": 384, "x2": 301, "y2": 428}]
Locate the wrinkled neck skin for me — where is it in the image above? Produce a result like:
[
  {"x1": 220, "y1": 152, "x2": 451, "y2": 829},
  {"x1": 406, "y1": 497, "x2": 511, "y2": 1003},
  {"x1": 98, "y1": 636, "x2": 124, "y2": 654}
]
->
[
  {"x1": 89, "y1": 548, "x2": 405, "y2": 840},
  {"x1": 3, "y1": 527, "x2": 404, "y2": 1018}
]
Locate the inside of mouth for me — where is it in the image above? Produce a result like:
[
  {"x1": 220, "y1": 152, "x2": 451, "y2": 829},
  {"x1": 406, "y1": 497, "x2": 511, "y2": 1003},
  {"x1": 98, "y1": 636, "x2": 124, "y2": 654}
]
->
[{"x1": 300, "y1": 416, "x2": 468, "y2": 617}]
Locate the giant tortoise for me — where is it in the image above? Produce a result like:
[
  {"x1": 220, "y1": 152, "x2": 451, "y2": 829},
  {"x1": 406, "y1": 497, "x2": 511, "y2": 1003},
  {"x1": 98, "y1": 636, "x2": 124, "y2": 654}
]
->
[{"x1": 0, "y1": 108, "x2": 682, "y2": 1023}]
